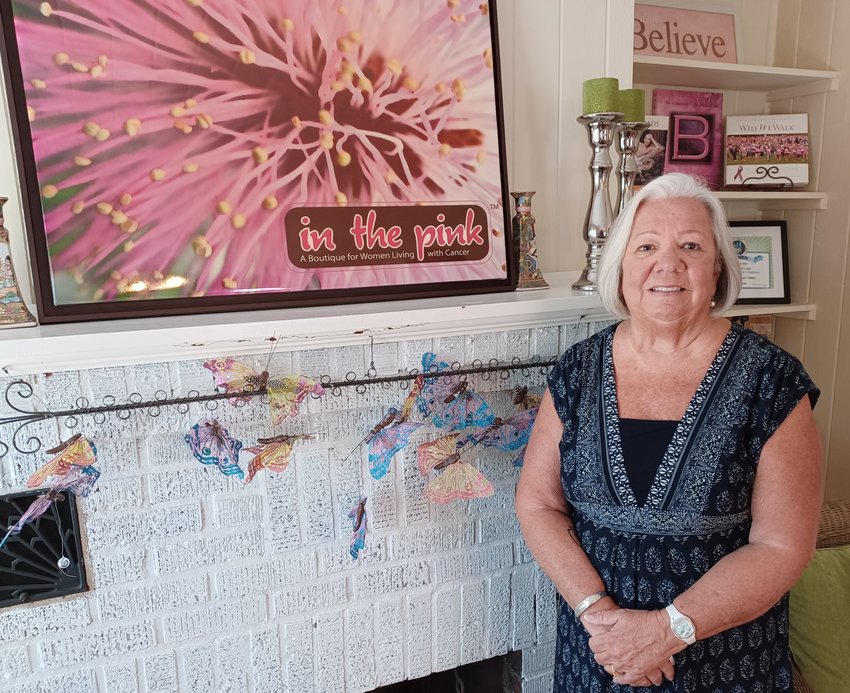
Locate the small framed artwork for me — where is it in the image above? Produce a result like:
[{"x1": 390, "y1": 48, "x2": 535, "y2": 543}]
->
[
  {"x1": 0, "y1": 1, "x2": 515, "y2": 323},
  {"x1": 729, "y1": 221, "x2": 790, "y2": 304}
]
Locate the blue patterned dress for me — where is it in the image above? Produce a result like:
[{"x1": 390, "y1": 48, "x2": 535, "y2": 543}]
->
[{"x1": 548, "y1": 323, "x2": 819, "y2": 693}]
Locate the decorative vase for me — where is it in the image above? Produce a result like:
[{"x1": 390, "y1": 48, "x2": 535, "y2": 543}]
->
[
  {"x1": 614, "y1": 121, "x2": 650, "y2": 213},
  {"x1": 0, "y1": 197, "x2": 37, "y2": 328},
  {"x1": 572, "y1": 113, "x2": 622, "y2": 292},
  {"x1": 510, "y1": 192, "x2": 548, "y2": 291}
]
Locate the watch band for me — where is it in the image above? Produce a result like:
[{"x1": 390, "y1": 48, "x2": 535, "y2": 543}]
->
[
  {"x1": 665, "y1": 603, "x2": 696, "y2": 645},
  {"x1": 574, "y1": 590, "x2": 607, "y2": 619}
]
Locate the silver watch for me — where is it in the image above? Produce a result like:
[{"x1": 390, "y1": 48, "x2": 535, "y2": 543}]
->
[{"x1": 665, "y1": 604, "x2": 696, "y2": 645}]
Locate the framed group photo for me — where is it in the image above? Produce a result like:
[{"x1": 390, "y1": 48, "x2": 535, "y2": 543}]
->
[
  {"x1": 0, "y1": 0, "x2": 515, "y2": 323},
  {"x1": 729, "y1": 220, "x2": 790, "y2": 305}
]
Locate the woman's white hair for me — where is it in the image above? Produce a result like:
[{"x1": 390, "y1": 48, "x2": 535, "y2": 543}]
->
[{"x1": 597, "y1": 172, "x2": 742, "y2": 319}]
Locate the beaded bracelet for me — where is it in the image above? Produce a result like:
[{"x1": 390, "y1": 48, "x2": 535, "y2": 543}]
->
[{"x1": 573, "y1": 590, "x2": 607, "y2": 619}]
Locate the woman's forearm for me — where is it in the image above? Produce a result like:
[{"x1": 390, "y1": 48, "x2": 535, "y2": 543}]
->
[
  {"x1": 516, "y1": 502, "x2": 609, "y2": 610},
  {"x1": 673, "y1": 540, "x2": 812, "y2": 640}
]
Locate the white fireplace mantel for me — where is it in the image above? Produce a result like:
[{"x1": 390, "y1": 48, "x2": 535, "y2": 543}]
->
[{"x1": 0, "y1": 271, "x2": 815, "y2": 375}]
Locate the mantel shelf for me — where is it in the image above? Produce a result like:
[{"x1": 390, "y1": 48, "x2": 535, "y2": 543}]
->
[
  {"x1": 0, "y1": 272, "x2": 816, "y2": 376},
  {"x1": 633, "y1": 56, "x2": 840, "y2": 101},
  {"x1": 716, "y1": 191, "x2": 828, "y2": 211}
]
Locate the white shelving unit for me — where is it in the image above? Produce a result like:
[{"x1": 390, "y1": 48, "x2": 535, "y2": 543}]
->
[{"x1": 634, "y1": 56, "x2": 838, "y2": 212}]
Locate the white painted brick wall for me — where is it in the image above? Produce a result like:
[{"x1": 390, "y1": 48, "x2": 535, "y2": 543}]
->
[{"x1": 0, "y1": 322, "x2": 611, "y2": 692}]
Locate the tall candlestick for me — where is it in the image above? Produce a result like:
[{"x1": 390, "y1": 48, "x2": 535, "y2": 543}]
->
[
  {"x1": 573, "y1": 113, "x2": 622, "y2": 292},
  {"x1": 615, "y1": 121, "x2": 650, "y2": 213}
]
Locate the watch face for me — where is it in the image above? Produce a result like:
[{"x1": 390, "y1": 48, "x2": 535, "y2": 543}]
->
[{"x1": 673, "y1": 618, "x2": 695, "y2": 639}]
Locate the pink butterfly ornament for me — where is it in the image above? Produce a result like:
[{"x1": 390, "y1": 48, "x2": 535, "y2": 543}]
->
[
  {"x1": 26, "y1": 434, "x2": 98, "y2": 488},
  {"x1": 203, "y1": 357, "x2": 269, "y2": 404},
  {"x1": 267, "y1": 375, "x2": 325, "y2": 425},
  {"x1": 244, "y1": 433, "x2": 314, "y2": 483},
  {"x1": 185, "y1": 419, "x2": 245, "y2": 479}
]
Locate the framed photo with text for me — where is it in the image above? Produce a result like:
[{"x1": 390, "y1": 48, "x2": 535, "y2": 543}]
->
[
  {"x1": 0, "y1": 0, "x2": 515, "y2": 323},
  {"x1": 729, "y1": 221, "x2": 790, "y2": 305}
]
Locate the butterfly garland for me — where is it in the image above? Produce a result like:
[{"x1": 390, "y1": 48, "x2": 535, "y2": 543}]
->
[
  {"x1": 244, "y1": 433, "x2": 314, "y2": 483},
  {"x1": 348, "y1": 497, "x2": 368, "y2": 560},
  {"x1": 185, "y1": 419, "x2": 245, "y2": 479}
]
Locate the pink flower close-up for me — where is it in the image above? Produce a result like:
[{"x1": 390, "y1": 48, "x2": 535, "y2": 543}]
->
[{"x1": 11, "y1": 0, "x2": 508, "y2": 304}]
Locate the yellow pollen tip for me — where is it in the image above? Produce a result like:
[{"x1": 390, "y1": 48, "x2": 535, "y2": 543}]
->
[
  {"x1": 336, "y1": 150, "x2": 352, "y2": 167},
  {"x1": 42, "y1": 184, "x2": 58, "y2": 199},
  {"x1": 71, "y1": 201, "x2": 86, "y2": 214},
  {"x1": 476, "y1": 150, "x2": 487, "y2": 165},
  {"x1": 335, "y1": 192, "x2": 348, "y2": 206},
  {"x1": 291, "y1": 116, "x2": 302, "y2": 129},
  {"x1": 385, "y1": 169, "x2": 398, "y2": 184},
  {"x1": 231, "y1": 213, "x2": 247, "y2": 229},
  {"x1": 31, "y1": 78, "x2": 47, "y2": 89},
  {"x1": 53, "y1": 53, "x2": 69, "y2": 66},
  {"x1": 403, "y1": 76, "x2": 420, "y2": 92},
  {"x1": 336, "y1": 37, "x2": 353, "y2": 53},
  {"x1": 439, "y1": 143, "x2": 452, "y2": 158},
  {"x1": 74, "y1": 156, "x2": 92, "y2": 167},
  {"x1": 72, "y1": 62, "x2": 89, "y2": 73},
  {"x1": 96, "y1": 202, "x2": 113, "y2": 215},
  {"x1": 318, "y1": 109, "x2": 333, "y2": 125},
  {"x1": 252, "y1": 146, "x2": 269, "y2": 164},
  {"x1": 193, "y1": 31, "x2": 209, "y2": 44},
  {"x1": 195, "y1": 113, "x2": 213, "y2": 129},
  {"x1": 216, "y1": 200, "x2": 232, "y2": 214},
  {"x1": 149, "y1": 168, "x2": 166, "y2": 181},
  {"x1": 320, "y1": 132, "x2": 335, "y2": 149},
  {"x1": 450, "y1": 14, "x2": 465, "y2": 24},
  {"x1": 186, "y1": 0, "x2": 203, "y2": 6},
  {"x1": 90, "y1": 65, "x2": 104, "y2": 78},
  {"x1": 123, "y1": 118, "x2": 142, "y2": 136},
  {"x1": 184, "y1": 98, "x2": 198, "y2": 109},
  {"x1": 170, "y1": 105, "x2": 186, "y2": 118},
  {"x1": 98, "y1": 55, "x2": 108, "y2": 67},
  {"x1": 27, "y1": 106, "x2": 36, "y2": 122},
  {"x1": 182, "y1": 163, "x2": 200, "y2": 173},
  {"x1": 121, "y1": 219, "x2": 139, "y2": 234},
  {"x1": 280, "y1": 18, "x2": 294, "y2": 32},
  {"x1": 120, "y1": 193, "x2": 133, "y2": 205},
  {"x1": 387, "y1": 58, "x2": 403, "y2": 77},
  {"x1": 111, "y1": 210, "x2": 128, "y2": 225},
  {"x1": 222, "y1": 277, "x2": 238, "y2": 289},
  {"x1": 262, "y1": 196, "x2": 278, "y2": 210},
  {"x1": 239, "y1": 49, "x2": 255, "y2": 65},
  {"x1": 122, "y1": 241, "x2": 134, "y2": 253},
  {"x1": 40, "y1": 2, "x2": 52, "y2": 17},
  {"x1": 95, "y1": 128, "x2": 111, "y2": 142},
  {"x1": 358, "y1": 76, "x2": 373, "y2": 93}
]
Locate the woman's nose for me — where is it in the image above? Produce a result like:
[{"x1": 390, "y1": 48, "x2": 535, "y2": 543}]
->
[{"x1": 654, "y1": 246, "x2": 684, "y2": 271}]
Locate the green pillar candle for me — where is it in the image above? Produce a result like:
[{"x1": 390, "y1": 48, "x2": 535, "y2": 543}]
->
[
  {"x1": 582, "y1": 77, "x2": 619, "y2": 115},
  {"x1": 617, "y1": 88, "x2": 646, "y2": 122}
]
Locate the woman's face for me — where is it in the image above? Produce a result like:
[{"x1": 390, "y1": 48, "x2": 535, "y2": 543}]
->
[{"x1": 620, "y1": 197, "x2": 720, "y2": 325}]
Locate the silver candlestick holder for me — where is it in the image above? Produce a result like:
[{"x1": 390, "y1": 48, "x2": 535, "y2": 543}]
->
[
  {"x1": 614, "y1": 121, "x2": 650, "y2": 214},
  {"x1": 573, "y1": 112, "x2": 622, "y2": 292}
]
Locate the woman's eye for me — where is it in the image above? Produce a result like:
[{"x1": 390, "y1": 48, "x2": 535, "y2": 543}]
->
[
  {"x1": 682, "y1": 242, "x2": 699, "y2": 250},
  {"x1": 637, "y1": 244, "x2": 653, "y2": 252}
]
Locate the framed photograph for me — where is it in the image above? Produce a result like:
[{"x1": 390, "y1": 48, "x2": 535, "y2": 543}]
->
[
  {"x1": 729, "y1": 221, "x2": 790, "y2": 305},
  {"x1": 0, "y1": 1, "x2": 515, "y2": 323}
]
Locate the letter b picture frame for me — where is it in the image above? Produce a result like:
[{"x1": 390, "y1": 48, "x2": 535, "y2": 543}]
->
[{"x1": 0, "y1": 0, "x2": 515, "y2": 323}]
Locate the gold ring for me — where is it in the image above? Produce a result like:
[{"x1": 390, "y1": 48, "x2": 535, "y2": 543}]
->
[{"x1": 606, "y1": 664, "x2": 623, "y2": 677}]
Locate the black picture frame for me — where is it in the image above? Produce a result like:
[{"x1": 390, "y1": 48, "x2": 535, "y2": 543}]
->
[
  {"x1": 0, "y1": 1, "x2": 516, "y2": 323},
  {"x1": 729, "y1": 220, "x2": 790, "y2": 304}
]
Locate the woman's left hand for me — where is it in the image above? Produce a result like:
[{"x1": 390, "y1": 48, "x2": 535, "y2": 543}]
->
[{"x1": 585, "y1": 608, "x2": 683, "y2": 685}]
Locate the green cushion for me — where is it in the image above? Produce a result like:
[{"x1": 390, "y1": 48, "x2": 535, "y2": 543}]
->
[{"x1": 789, "y1": 545, "x2": 850, "y2": 692}]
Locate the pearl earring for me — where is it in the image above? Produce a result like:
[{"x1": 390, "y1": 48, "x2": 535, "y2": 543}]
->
[{"x1": 710, "y1": 298, "x2": 717, "y2": 308}]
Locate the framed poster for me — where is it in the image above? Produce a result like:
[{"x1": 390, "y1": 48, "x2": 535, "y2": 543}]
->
[
  {"x1": 729, "y1": 221, "x2": 790, "y2": 305},
  {"x1": 0, "y1": 1, "x2": 515, "y2": 323}
]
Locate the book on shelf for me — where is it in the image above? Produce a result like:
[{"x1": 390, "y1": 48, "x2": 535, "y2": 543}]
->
[
  {"x1": 634, "y1": 115, "x2": 669, "y2": 187},
  {"x1": 651, "y1": 88, "x2": 724, "y2": 189},
  {"x1": 724, "y1": 114, "x2": 809, "y2": 188}
]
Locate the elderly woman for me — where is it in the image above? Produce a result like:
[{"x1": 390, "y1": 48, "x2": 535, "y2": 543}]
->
[{"x1": 516, "y1": 173, "x2": 821, "y2": 692}]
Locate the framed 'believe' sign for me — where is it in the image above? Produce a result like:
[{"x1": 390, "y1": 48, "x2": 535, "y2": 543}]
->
[{"x1": 0, "y1": 0, "x2": 515, "y2": 323}]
